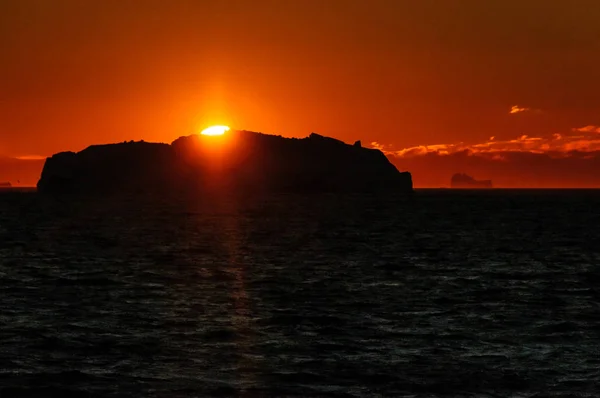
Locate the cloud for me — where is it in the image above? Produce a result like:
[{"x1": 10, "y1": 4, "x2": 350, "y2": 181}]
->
[
  {"x1": 509, "y1": 105, "x2": 530, "y2": 114},
  {"x1": 375, "y1": 126, "x2": 600, "y2": 188},
  {"x1": 370, "y1": 141, "x2": 386, "y2": 151},
  {"x1": 388, "y1": 149, "x2": 600, "y2": 188},
  {"x1": 15, "y1": 155, "x2": 47, "y2": 160},
  {"x1": 377, "y1": 128, "x2": 600, "y2": 159},
  {"x1": 573, "y1": 125, "x2": 600, "y2": 134}
]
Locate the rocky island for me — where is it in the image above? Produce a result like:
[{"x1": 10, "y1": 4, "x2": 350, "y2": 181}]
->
[
  {"x1": 37, "y1": 130, "x2": 412, "y2": 194},
  {"x1": 0, "y1": 182, "x2": 12, "y2": 188},
  {"x1": 450, "y1": 173, "x2": 493, "y2": 189}
]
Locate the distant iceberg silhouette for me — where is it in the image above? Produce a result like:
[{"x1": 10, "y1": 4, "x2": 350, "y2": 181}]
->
[
  {"x1": 450, "y1": 173, "x2": 493, "y2": 189},
  {"x1": 37, "y1": 130, "x2": 413, "y2": 194}
]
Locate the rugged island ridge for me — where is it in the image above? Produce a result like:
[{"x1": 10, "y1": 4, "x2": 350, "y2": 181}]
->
[{"x1": 37, "y1": 130, "x2": 412, "y2": 194}]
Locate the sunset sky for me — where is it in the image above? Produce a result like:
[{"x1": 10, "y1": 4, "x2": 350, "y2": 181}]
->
[{"x1": 2, "y1": 0, "x2": 600, "y2": 187}]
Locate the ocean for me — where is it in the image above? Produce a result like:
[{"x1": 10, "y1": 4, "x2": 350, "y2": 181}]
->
[{"x1": 1, "y1": 189, "x2": 599, "y2": 397}]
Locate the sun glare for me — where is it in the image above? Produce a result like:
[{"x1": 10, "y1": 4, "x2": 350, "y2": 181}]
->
[{"x1": 201, "y1": 125, "x2": 230, "y2": 136}]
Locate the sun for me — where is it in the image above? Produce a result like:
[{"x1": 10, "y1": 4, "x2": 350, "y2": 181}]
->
[{"x1": 201, "y1": 125, "x2": 230, "y2": 136}]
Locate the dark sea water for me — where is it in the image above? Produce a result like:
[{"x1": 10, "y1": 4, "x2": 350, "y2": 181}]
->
[{"x1": 1, "y1": 189, "x2": 599, "y2": 397}]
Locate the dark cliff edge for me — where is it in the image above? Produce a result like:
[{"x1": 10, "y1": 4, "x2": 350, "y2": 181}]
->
[
  {"x1": 450, "y1": 173, "x2": 493, "y2": 189},
  {"x1": 37, "y1": 130, "x2": 412, "y2": 194}
]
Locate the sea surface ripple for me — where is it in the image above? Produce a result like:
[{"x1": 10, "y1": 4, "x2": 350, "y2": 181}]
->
[{"x1": 1, "y1": 190, "x2": 599, "y2": 397}]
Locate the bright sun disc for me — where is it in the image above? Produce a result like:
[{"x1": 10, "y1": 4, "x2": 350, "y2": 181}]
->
[{"x1": 201, "y1": 125, "x2": 230, "y2": 136}]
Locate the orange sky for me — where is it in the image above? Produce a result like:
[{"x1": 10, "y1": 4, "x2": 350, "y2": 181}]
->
[{"x1": 2, "y1": 0, "x2": 600, "y2": 187}]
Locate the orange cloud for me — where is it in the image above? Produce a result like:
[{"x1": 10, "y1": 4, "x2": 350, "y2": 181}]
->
[
  {"x1": 15, "y1": 155, "x2": 47, "y2": 160},
  {"x1": 388, "y1": 149, "x2": 600, "y2": 188},
  {"x1": 379, "y1": 128, "x2": 600, "y2": 159},
  {"x1": 573, "y1": 125, "x2": 600, "y2": 134},
  {"x1": 509, "y1": 105, "x2": 530, "y2": 114},
  {"x1": 370, "y1": 142, "x2": 386, "y2": 151},
  {"x1": 378, "y1": 125, "x2": 600, "y2": 188}
]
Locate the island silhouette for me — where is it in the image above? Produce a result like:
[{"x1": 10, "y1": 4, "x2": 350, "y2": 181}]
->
[
  {"x1": 0, "y1": 182, "x2": 12, "y2": 188},
  {"x1": 450, "y1": 173, "x2": 493, "y2": 189},
  {"x1": 37, "y1": 130, "x2": 413, "y2": 194}
]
